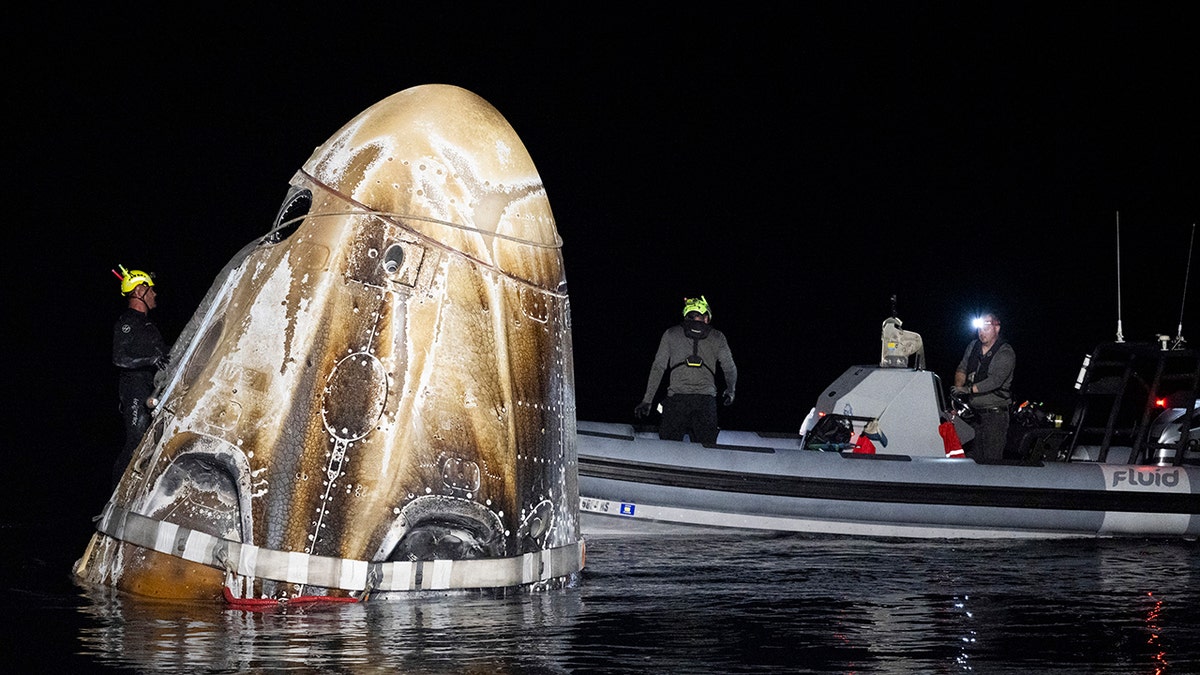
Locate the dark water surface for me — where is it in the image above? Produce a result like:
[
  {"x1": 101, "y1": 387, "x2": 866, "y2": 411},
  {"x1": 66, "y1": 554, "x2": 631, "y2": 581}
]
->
[{"x1": 5, "y1": 517, "x2": 1199, "y2": 674}]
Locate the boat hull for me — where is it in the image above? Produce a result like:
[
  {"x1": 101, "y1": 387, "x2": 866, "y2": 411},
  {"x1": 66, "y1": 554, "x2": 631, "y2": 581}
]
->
[{"x1": 577, "y1": 421, "x2": 1200, "y2": 539}]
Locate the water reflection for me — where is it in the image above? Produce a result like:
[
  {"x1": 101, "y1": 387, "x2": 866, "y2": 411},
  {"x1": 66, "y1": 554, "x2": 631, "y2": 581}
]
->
[
  {"x1": 78, "y1": 585, "x2": 584, "y2": 673},
  {"x1": 63, "y1": 534, "x2": 1200, "y2": 673}
]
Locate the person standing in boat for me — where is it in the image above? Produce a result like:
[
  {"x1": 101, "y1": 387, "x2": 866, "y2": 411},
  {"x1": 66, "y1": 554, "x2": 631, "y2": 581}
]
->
[
  {"x1": 634, "y1": 296, "x2": 738, "y2": 444},
  {"x1": 952, "y1": 312, "x2": 1015, "y2": 461},
  {"x1": 111, "y1": 265, "x2": 170, "y2": 489}
]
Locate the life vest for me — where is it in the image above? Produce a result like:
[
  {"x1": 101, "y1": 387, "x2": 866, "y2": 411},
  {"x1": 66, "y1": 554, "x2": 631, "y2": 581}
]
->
[
  {"x1": 965, "y1": 338, "x2": 1011, "y2": 398},
  {"x1": 670, "y1": 319, "x2": 716, "y2": 376}
]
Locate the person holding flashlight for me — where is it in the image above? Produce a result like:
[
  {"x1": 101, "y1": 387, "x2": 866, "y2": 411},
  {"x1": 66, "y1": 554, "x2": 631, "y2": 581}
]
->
[{"x1": 952, "y1": 312, "x2": 1015, "y2": 461}]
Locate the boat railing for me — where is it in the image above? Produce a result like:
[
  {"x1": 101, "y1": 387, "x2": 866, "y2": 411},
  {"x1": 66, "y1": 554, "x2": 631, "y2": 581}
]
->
[{"x1": 1061, "y1": 342, "x2": 1198, "y2": 466}]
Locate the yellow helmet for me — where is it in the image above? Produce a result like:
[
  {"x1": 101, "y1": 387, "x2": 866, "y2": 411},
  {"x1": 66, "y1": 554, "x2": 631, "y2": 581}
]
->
[
  {"x1": 114, "y1": 264, "x2": 155, "y2": 295},
  {"x1": 682, "y1": 296, "x2": 710, "y2": 318}
]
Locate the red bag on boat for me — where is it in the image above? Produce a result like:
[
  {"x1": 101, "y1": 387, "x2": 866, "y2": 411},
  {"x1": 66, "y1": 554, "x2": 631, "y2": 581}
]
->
[
  {"x1": 939, "y1": 421, "x2": 965, "y2": 458},
  {"x1": 853, "y1": 435, "x2": 876, "y2": 454}
]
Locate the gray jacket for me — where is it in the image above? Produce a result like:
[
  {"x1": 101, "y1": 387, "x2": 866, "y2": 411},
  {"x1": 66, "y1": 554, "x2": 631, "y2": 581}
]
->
[
  {"x1": 956, "y1": 339, "x2": 1015, "y2": 409},
  {"x1": 641, "y1": 323, "x2": 737, "y2": 402}
]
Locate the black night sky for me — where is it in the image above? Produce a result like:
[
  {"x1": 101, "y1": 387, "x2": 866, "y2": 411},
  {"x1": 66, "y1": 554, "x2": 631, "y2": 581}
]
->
[{"x1": 9, "y1": 4, "x2": 1199, "y2": 512}]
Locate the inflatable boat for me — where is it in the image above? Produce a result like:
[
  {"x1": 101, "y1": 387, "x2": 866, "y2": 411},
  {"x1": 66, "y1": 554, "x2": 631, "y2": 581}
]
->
[{"x1": 577, "y1": 321, "x2": 1200, "y2": 539}]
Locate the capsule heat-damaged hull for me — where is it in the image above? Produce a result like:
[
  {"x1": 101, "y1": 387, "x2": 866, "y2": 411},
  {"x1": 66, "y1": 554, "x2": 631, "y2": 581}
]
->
[{"x1": 75, "y1": 85, "x2": 583, "y2": 602}]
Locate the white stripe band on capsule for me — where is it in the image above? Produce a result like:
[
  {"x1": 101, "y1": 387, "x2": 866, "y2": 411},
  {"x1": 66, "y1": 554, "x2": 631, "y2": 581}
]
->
[{"x1": 94, "y1": 502, "x2": 583, "y2": 594}]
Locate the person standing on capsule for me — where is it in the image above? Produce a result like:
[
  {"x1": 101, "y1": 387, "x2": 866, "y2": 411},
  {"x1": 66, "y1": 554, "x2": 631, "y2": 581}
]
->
[
  {"x1": 634, "y1": 296, "x2": 738, "y2": 444},
  {"x1": 111, "y1": 265, "x2": 169, "y2": 488},
  {"x1": 952, "y1": 312, "x2": 1015, "y2": 461}
]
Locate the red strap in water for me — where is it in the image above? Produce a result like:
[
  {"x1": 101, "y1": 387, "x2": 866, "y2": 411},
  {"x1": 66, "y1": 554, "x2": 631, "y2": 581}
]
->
[{"x1": 223, "y1": 586, "x2": 359, "y2": 608}]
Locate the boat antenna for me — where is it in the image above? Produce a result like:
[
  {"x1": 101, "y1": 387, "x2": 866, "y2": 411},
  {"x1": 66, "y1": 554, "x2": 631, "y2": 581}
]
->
[
  {"x1": 891, "y1": 294, "x2": 898, "y2": 318},
  {"x1": 1173, "y1": 222, "x2": 1195, "y2": 348},
  {"x1": 1115, "y1": 211, "x2": 1124, "y2": 343}
]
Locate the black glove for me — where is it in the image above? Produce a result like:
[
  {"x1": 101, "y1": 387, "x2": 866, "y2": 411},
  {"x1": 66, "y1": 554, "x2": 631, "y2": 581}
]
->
[
  {"x1": 950, "y1": 385, "x2": 969, "y2": 396},
  {"x1": 723, "y1": 391, "x2": 734, "y2": 406},
  {"x1": 634, "y1": 401, "x2": 652, "y2": 419}
]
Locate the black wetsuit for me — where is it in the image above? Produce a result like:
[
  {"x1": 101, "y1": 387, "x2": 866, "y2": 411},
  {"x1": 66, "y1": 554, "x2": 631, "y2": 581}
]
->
[{"x1": 112, "y1": 307, "x2": 168, "y2": 487}]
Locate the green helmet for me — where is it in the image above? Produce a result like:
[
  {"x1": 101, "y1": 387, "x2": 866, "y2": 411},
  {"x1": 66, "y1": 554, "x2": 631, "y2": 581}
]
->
[
  {"x1": 114, "y1": 264, "x2": 155, "y2": 295},
  {"x1": 682, "y1": 295, "x2": 711, "y2": 318}
]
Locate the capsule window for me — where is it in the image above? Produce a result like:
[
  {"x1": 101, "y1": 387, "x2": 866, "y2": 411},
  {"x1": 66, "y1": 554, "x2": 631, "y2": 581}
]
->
[
  {"x1": 383, "y1": 244, "x2": 405, "y2": 275},
  {"x1": 382, "y1": 241, "x2": 425, "y2": 287},
  {"x1": 261, "y1": 187, "x2": 313, "y2": 245}
]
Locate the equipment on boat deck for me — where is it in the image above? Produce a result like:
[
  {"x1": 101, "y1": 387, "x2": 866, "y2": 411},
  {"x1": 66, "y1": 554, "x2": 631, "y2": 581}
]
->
[
  {"x1": 1028, "y1": 340, "x2": 1200, "y2": 466},
  {"x1": 880, "y1": 316, "x2": 925, "y2": 369}
]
